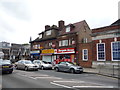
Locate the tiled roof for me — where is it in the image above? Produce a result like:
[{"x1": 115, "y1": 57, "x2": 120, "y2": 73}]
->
[{"x1": 111, "y1": 19, "x2": 120, "y2": 26}]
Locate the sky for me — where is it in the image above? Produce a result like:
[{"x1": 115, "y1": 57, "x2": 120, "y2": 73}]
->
[{"x1": 0, "y1": 0, "x2": 119, "y2": 44}]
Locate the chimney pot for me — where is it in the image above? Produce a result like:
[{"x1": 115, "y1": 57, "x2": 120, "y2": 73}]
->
[
  {"x1": 45, "y1": 25, "x2": 50, "y2": 30},
  {"x1": 58, "y1": 20, "x2": 65, "y2": 30}
]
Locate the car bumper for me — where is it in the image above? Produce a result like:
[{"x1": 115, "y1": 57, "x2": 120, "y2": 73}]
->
[
  {"x1": 28, "y1": 67, "x2": 38, "y2": 70},
  {"x1": 74, "y1": 69, "x2": 83, "y2": 73},
  {"x1": 1, "y1": 68, "x2": 13, "y2": 73}
]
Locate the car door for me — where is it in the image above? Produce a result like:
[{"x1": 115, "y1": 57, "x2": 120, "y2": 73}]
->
[
  {"x1": 18, "y1": 61, "x2": 25, "y2": 69},
  {"x1": 58, "y1": 62, "x2": 67, "y2": 71},
  {"x1": 64, "y1": 62, "x2": 70, "y2": 71}
]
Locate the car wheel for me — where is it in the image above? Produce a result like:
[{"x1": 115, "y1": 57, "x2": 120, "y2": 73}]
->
[
  {"x1": 70, "y1": 68, "x2": 75, "y2": 74},
  {"x1": 41, "y1": 66, "x2": 44, "y2": 70},
  {"x1": 35, "y1": 69, "x2": 38, "y2": 71},
  {"x1": 55, "y1": 67, "x2": 59, "y2": 72},
  {"x1": 25, "y1": 67, "x2": 28, "y2": 71}
]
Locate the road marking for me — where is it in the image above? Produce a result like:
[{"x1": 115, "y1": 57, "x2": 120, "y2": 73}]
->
[
  {"x1": 34, "y1": 76, "x2": 62, "y2": 79},
  {"x1": 72, "y1": 86, "x2": 115, "y2": 88},
  {"x1": 50, "y1": 82, "x2": 72, "y2": 88},
  {"x1": 53, "y1": 80, "x2": 85, "y2": 83}
]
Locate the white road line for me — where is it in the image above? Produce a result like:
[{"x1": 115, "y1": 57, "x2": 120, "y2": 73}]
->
[
  {"x1": 35, "y1": 76, "x2": 62, "y2": 79},
  {"x1": 53, "y1": 81, "x2": 85, "y2": 83},
  {"x1": 72, "y1": 86, "x2": 115, "y2": 88},
  {"x1": 50, "y1": 82, "x2": 72, "y2": 88}
]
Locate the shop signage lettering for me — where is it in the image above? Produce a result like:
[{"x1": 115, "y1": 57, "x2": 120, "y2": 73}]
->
[
  {"x1": 42, "y1": 49, "x2": 54, "y2": 54},
  {"x1": 55, "y1": 48, "x2": 75, "y2": 54},
  {"x1": 30, "y1": 50, "x2": 40, "y2": 54}
]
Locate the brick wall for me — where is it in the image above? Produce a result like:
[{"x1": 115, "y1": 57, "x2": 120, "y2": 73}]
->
[{"x1": 79, "y1": 42, "x2": 92, "y2": 67}]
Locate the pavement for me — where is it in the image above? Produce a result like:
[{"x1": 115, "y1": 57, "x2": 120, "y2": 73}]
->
[{"x1": 83, "y1": 67, "x2": 119, "y2": 79}]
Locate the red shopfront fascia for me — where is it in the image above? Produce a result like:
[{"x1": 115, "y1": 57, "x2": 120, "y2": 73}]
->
[
  {"x1": 54, "y1": 48, "x2": 75, "y2": 54},
  {"x1": 54, "y1": 48, "x2": 75, "y2": 64}
]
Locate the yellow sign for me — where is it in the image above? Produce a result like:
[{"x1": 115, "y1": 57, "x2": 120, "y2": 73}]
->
[{"x1": 42, "y1": 49, "x2": 54, "y2": 54}]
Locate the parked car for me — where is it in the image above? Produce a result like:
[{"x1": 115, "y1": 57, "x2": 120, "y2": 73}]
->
[
  {"x1": 15, "y1": 60, "x2": 39, "y2": 71},
  {"x1": 0, "y1": 59, "x2": 13, "y2": 74},
  {"x1": 33, "y1": 60, "x2": 52, "y2": 70},
  {"x1": 54, "y1": 61, "x2": 83, "y2": 74}
]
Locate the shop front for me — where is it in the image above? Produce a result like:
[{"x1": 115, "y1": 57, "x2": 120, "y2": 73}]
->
[
  {"x1": 30, "y1": 50, "x2": 40, "y2": 60},
  {"x1": 41, "y1": 49, "x2": 55, "y2": 63},
  {"x1": 54, "y1": 48, "x2": 75, "y2": 64}
]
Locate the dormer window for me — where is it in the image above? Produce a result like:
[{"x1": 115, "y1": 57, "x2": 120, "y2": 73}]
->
[
  {"x1": 39, "y1": 34, "x2": 42, "y2": 39},
  {"x1": 46, "y1": 30, "x2": 51, "y2": 35},
  {"x1": 66, "y1": 26, "x2": 70, "y2": 32}
]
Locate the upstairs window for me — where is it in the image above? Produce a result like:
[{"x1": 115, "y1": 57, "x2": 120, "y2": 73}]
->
[
  {"x1": 46, "y1": 30, "x2": 51, "y2": 35},
  {"x1": 62, "y1": 40, "x2": 68, "y2": 46},
  {"x1": 66, "y1": 27, "x2": 70, "y2": 32},
  {"x1": 49, "y1": 42, "x2": 52, "y2": 47},
  {"x1": 39, "y1": 34, "x2": 42, "y2": 39},
  {"x1": 82, "y1": 38, "x2": 88, "y2": 43},
  {"x1": 59, "y1": 40, "x2": 68, "y2": 47}
]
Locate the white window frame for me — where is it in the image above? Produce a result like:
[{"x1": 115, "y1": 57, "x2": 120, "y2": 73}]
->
[
  {"x1": 66, "y1": 26, "x2": 70, "y2": 32},
  {"x1": 39, "y1": 34, "x2": 42, "y2": 39},
  {"x1": 46, "y1": 30, "x2": 51, "y2": 35},
  {"x1": 49, "y1": 42, "x2": 52, "y2": 47},
  {"x1": 97, "y1": 43, "x2": 106, "y2": 61},
  {"x1": 62, "y1": 40, "x2": 68, "y2": 46},
  {"x1": 111, "y1": 41, "x2": 120, "y2": 61},
  {"x1": 59, "y1": 41, "x2": 62, "y2": 47},
  {"x1": 82, "y1": 49, "x2": 88, "y2": 61}
]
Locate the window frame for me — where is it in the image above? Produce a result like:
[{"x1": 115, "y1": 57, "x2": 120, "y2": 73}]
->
[
  {"x1": 66, "y1": 26, "x2": 70, "y2": 32},
  {"x1": 97, "y1": 43, "x2": 106, "y2": 61},
  {"x1": 111, "y1": 41, "x2": 120, "y2": 61},
  {"x1": 82, "y1": 49, "x2": 88, "y2": 61},
  {"x1": 46, "y1": 30, "x2": 51, "y2": 36}
]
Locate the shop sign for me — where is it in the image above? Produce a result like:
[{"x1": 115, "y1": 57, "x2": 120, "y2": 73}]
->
[
  {"x1": 30, "y1": 50, "x2": 40, "y2": 54},
  {"x1": 54, "y1": 48, "x2": 75, "y2": 54},
  {"x1": 41, "y1": 49, "x2": 54, "y2": 54}
]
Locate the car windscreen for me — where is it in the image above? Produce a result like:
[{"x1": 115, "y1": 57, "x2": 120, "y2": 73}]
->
[
  {"x1": 67, "y1": 62, "x2": 75, "y2": 65},
  {"x1": 1, "y1": 61, "x2": 11, "y2": 65},
  {"x1": 25, "y1": 61, "x2": 33, "y2": 64},
  {"x1": 42, "y1": 61, "x2": 48, "y2": 64}
]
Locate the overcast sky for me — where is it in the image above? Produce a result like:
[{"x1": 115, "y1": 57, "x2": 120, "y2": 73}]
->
[{"x1": 0, "y1": 0, "x2": 119, "y2": 44}]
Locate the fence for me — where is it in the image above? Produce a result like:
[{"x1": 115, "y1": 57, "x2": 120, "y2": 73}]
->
[{"x1": 97, "y1": 64, "x2": 120, "y2": 78}]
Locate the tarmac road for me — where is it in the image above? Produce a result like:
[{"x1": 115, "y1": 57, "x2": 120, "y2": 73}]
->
[{"x1": 1, "y1": 69, "x2": 119, "y2": 90}]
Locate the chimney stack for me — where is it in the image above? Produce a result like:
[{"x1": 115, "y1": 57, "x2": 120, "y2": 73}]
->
[
  {"x1": 58, "y1": 20, "x2": 65, "y2": 30},
  {"x1": 45, "y1": 25, "x2": 50, "y2": 30}
]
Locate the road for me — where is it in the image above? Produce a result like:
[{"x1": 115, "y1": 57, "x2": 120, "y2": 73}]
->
[{"x1": 1, "y1": 69, "x2": 119, "y2": 90}]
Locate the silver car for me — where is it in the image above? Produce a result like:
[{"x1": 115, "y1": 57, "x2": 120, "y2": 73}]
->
[
  {"x1": 54, "y1": 61, "x2": 83, "y2": 74},
  {"x1": 33, "y1": 60, "x2": 52, "y2": 70},
  {"x1": 15, "y1": 60, "x2": 39, "y2": 71}
]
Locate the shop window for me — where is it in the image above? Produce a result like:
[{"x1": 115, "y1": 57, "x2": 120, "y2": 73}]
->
[
  {"x1": 82, "y1": 49, "x2": 88, "y2": 61},
  {"x1": 97, "y1": 43, "x2": 105, "y2": 61},
  {"x1": 111, "y1": 42, "x2": 120, "y2": 61},
  {"x1": 64, "y1": 55, "x2": 70, "y2": 59}
]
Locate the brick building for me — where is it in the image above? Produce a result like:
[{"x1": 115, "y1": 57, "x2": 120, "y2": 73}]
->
[
  {"x1": 30, "y1": 20, "x2": 92, "y2": 67},
  {"x1": 92, "y1": 19, "x2": 120, "y2": 68}
]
